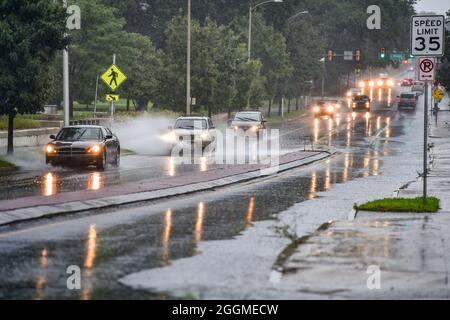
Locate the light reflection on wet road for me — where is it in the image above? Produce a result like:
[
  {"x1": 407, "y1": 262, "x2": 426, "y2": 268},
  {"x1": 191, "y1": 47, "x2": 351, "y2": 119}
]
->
[{"x1": 0, "y1": 84, "x2": 418, "y2": 299}]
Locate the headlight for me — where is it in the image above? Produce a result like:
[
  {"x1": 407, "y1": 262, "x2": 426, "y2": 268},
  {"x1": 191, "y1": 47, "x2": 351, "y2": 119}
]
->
[
  {"x1": 387, "y1": 80, "x2": 394, "y2": 86},
  {"x1": 313, "y1": 106, "x2": 320, "y2": 113},
  {"x1": 200, "y1": 132, "x2": 209, "y2": 140},
  {"x1": 251, "y1": 125, "x2": 260, "y2": 131},
  {"x1": 327, "y1": 106, "x2": 334, "y2": 113},
  {"x1": 161, "y1": 132, "x2": 177, "y2": 143},
  {"x1": 88, "y1": 145, "x2": 102, "y2": 154},
  {"x1": 377, "y1": 80, "x2": 384, "y2": 86},
  {"x1": 46, "y1": 145, "x2": 56, "y2": 154},
  {"x1": 369, "y1": 81, "x2": 375, "y2": 87},
  {"x1": 347, "y1": 92, "x2": 352, "y2": 97},
  {"x1": 234, "y1": 126, "x2": 239, "y2": 131},
  {"x1": 366, "y1": 102, "x2": 370, "y2": 108},
  {"x1": 359, "y1": 81, "x2": 365, "y2": 88}
]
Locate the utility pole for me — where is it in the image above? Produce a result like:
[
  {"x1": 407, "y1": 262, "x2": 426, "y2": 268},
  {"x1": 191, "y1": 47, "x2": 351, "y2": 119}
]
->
[
  {"x1": 63, "y1": 0, "x2": 70, "y2": 127},
  {"x1": 186, "y1": 0, "x2": 191, "y2": 116}
]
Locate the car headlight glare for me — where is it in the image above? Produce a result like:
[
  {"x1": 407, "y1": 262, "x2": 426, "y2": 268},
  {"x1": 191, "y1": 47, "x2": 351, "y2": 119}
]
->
[
  {"x1": 377, "y1": 80, "x2": 384, "y2": 86},
  {"x1": 327, "y1": 106, "x2": 334, "y2": 113},
  {"x1": 88, "y1": 145, "x2": 101, "y2": 154},
  {"x1": 200, "y1": 132, "x2": 209, "y2": 140},
  {"x1": 313, "y1": 106, "x2": 320, "y2": 113},
  {"x1": 46, "y1": 145, "x2": 56, "y2": 154},
  {"x1": 162, "y1": 132, "x2": 177, "y2": 143},
  {"x1": 369, "y1": 81, "x2": 375, "y2": 87}
]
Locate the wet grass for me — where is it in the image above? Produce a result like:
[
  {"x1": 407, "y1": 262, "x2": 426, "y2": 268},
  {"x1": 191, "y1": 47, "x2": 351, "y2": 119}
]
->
[
  {"x1": 266, "y1": 108, "x2": 308, "y2": 124},
  {"x1": 0, "y1": 158, "x2": 15, "y2": 169},
  {"x1": 0, "y1": 116, "x2": 41, "y2": 130},
  {"x1": 355, "y1": 197, "x2": 440, "y2": 213}
]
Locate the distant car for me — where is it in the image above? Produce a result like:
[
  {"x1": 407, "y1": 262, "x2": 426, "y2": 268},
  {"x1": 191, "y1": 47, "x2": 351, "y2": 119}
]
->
[
  {"x1": 411, "y1": 81, "x2": 425, "y2": 95},
  {"x1": 400, "y1": 79, "x2": 413, "y2": 87},
  {"x1": 397, "y1": 93, "x2": 417, "y2": 110},
  {"x1": 359, "y1": 79, "x2": 375, "y2": 89},
  {"x1": 352, "y1": 95, "x2": 371, "y2": 111},
  {"x1": 162, "y1": 116, "x2": 216, "y2": 149},
  {"x1": 230, "y1": 111, "x2": 266, "y2": 137},
  {"x1": 347, "y1": 88, "x2": 361, "y2": 98},
  {"x1": 312, "y1": 100, "x2": 337, "y2": 117},
  {"x1": 376, "y1": 77, "x2": 395, "y2": 88},
  {"x1": 45, "y1": 125, "x2": 120, "y2": 170}
]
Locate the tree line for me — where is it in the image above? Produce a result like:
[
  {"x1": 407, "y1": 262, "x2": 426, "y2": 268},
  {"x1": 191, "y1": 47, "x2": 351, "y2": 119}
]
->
[{"x1": 1, "y1": 0, "x2": 416, "y2": 153}]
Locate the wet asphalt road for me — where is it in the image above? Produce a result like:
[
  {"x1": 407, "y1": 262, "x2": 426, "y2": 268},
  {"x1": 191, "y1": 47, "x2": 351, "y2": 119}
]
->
[{"x1": 0, "y1": 76, "x2": 420, "y2": 299}]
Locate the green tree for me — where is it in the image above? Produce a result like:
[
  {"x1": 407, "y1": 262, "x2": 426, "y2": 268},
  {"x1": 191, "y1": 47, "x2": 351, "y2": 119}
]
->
[
  {"x1": 158, "y1": 16, "x2": 262, "y2": 116},
  {"x1": 65, "y1": 0, "x2": 126, "y2": 116},
  {"x1": 0, "y1": 0, "x2": 67, "y2": 154},
  {"x1": 234, "y1": 13, "x2": 293, "y2": 115},
  {"x1": 117, "y1": 33, "x2": 164, "y2": 111}
]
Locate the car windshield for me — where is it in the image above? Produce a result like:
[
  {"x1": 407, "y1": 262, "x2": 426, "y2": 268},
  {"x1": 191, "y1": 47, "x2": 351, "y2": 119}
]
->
[
  {"x1": 56, "y1": 127, "x2": 102, "y2": 141},
  {"x1": 401, "y1": 94, "x2": 415, "y2": 98},
  {"x1": 175, "y1": 119, "x2": 207, "y2": 130},
  {"x1": 234, "y1": 113, "x2": 261, "y2": 122},
  {"x1": 354, "y1": 96, "x2": 369, "y2": 102}
]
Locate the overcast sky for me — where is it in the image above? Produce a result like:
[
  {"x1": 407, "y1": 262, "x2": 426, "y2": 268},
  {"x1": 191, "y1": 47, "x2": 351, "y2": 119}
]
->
[{"x1": 415, "y1": 0, "x2": 450, "y2": 16}]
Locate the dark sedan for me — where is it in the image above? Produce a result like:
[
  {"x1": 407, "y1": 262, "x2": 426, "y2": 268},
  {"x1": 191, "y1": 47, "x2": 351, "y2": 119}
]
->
[
  {"x1": 45, "y1": 126, "x2": 120, "y2": 170},
  {"x1": 351, "y1": 95, "x2": 371, "y2": 112}
]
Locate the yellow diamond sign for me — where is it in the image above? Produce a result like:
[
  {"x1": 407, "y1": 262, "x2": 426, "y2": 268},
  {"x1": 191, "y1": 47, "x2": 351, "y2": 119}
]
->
[
  {"x1": 101, "y1": 64, "x2": 127, "y2": 91},
  {"x1": 433, "y1": 88, "x2": 444, "y2": 103}
]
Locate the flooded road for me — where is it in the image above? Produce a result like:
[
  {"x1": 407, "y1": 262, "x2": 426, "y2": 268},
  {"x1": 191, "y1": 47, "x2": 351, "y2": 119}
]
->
[{"x1": 0, "y1": 83, "x2": 419, "y2": 299}]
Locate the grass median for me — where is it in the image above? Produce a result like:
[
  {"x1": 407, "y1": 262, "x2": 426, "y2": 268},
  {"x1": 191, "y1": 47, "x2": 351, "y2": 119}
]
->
[
  {"x1": 355, "y1": 197, "x2": 440, "y2": 213},
  {"x1": 0, "y1": 158, "x2": 15, "y2": 169}
]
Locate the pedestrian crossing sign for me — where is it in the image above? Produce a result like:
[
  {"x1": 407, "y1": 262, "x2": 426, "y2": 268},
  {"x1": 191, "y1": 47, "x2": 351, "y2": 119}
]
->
[
  {"x1": 101, "y1": 64, "x2": 127, "y2": 91},
  {"x1": 106, "y1": 94, "x2": 119, "y2": 102}
]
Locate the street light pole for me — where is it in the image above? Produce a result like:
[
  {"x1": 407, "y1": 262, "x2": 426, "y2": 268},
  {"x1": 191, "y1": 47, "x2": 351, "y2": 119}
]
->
[
  {"x1": 63, "y1": 0, "x2": 70, "y2": 127},
  {"x1": 247, "y1": 0, "x2": 283, "y2": 62},
  {"x1": 248, "y1": 6, "x2": 252, "y2": 62},
  {"x1": 186, "y1": 0, "x2": 191, "y2": 116}
]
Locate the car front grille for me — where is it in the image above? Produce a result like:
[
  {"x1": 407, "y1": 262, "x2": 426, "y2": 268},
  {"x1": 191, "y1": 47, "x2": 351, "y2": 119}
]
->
[{"x1": 57, "y1": 147, "x2": 87, "y2": 155}]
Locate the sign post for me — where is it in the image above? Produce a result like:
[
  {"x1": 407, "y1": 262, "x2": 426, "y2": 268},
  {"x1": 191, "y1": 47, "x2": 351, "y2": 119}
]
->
[
  {"x1": 101, "y1": 58, "x2": 127, "y2": 127},
  {"x1": 411, "y1": 14, "x2": 445, "y2": 204}
]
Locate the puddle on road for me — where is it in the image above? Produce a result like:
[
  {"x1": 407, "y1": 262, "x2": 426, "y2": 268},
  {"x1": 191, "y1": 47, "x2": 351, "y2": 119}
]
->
[
  {"x1": 0, "y1": 146, "x2": 386, "y2": 299},
  {"x1": 0, "y1": 100, "x2": 415, "y2": 299}
]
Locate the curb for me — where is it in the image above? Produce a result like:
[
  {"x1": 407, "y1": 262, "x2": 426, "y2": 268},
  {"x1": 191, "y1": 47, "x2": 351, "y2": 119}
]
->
[{"x1": 0, "y1": 151, "x2": 334, "y2": 228}]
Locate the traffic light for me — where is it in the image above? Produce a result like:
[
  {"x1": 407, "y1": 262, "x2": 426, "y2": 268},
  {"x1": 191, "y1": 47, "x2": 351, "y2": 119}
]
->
[
  {"x1": 380, "y1": 47, "x2": 386, "y2": 60},
  {"x1": 327, "y1": 50, "x2": 333, "y2": 62},
  {"x1": 355, "y1": 49, "x2": 361, "y2": 62},
  {"x1": 409, "y1": 53, "x2": 415, "y2": 59}
]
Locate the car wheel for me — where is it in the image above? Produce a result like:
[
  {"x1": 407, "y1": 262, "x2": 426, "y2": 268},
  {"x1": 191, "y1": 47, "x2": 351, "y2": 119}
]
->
[
  {"x1": 113, "y1": 148, "x2": 120, "y2": 167},
  {"x1": 97, "y1": 152, "x2": 107, "y2": 170}
]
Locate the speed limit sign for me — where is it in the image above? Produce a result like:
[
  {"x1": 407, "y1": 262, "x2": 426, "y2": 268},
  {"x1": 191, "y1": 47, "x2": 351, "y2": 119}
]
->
[{"x1": 411, "y1": 15, "x2": 445, "y2": 56}]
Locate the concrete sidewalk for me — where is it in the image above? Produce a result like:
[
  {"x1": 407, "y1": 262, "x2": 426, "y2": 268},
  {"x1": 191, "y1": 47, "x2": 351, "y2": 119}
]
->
[
  {"x1": 0, "y1": 150, "x2": 331, "y2": 227},
  {"x1": 277, "y1": 93, "x2": 450, "y2": 299}
]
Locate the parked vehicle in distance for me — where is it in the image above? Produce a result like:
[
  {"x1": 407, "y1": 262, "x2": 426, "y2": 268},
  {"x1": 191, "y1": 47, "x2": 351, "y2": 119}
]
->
[
  {"x1": 230, "y1": 111, "x2": 266, "y2": 137},
  {"x1": 161, "y1": 116, "x2": 216, "y2": 149},
  {"x1": 312, "y1": 100, "x2": 337, "y2": 118},
  {"x1": 351, "y1": 95, "x2": 371, "y2": 111},
  {"x1": 411, "y1": 81, "x2": 425, "y2": 95},
  {"x1": 45, "y1": 125, "x2": 120, "y2": 170},
  {"x1": 397, "y1": 93, "x2": 417, "y2": 110},
  {"x1": 400, "y1": 78, "x2": 413, "y2": 87}
]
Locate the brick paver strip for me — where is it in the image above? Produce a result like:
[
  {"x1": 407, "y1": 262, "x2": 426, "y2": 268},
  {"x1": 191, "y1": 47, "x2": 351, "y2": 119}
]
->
[{"x1": 0, "y1": 151, "x2": 320, "y2": 212}]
